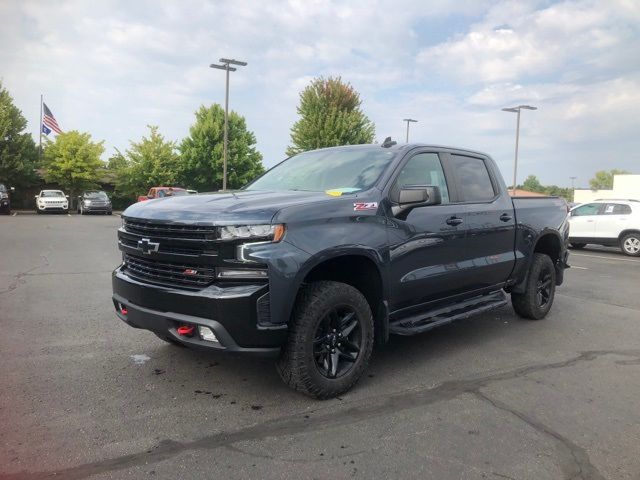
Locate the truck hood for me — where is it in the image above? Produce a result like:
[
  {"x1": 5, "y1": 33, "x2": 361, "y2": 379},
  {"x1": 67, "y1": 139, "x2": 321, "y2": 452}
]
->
[{"x1": 122, "y1": 190, "x2": 336, "y2": 224}]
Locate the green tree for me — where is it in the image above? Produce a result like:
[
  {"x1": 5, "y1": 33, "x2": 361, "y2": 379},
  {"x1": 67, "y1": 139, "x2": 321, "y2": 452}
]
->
[
  {"x1": 42, "y1": 130, "x2": 104, "y2": 201},
  {"x1": 112, "y1": 126, "x2": 181, "y2": 201},
  {"x1": 286, "y1": 76, "x2": 375, "y2": 156},
  {"x1": 179, "y1": 104, "x2": 264, "y2": 191},
  {"x1": 0, "y1": 81, "x2": 38, "y2": 188},
  {"x1": 522, "y1": 174, "x2": 544, "y2": 193},
  {"x1": 589, "y1": 169, "x2": 630, "y2": 189}
]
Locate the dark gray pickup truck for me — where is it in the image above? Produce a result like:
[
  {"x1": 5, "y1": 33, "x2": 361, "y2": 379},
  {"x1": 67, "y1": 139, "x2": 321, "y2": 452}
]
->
[{"x1": 113, "y1": 142, "x2": 569, "y2": 398}]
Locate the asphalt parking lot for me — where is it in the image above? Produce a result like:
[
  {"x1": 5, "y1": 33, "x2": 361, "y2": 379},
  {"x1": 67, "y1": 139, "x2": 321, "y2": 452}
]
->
[{"x1": 1, "y1": 213, "x2": 639, "y2": 480}]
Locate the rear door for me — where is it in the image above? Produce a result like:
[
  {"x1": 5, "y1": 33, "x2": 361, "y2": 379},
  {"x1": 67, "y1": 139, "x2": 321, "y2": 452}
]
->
[
  {"x1": 446, "y1": 153, "x2": 516, "y2": 291},
  {"x1": 569, "y1": 203, "x2": 603, "y2": 238},
  {"x1": 595, "y1": 203, "x2": 633, "y2": 239}
]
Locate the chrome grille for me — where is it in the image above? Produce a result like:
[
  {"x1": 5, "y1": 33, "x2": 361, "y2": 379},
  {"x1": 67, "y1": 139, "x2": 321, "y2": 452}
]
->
[{"x1": 123, "y1": 253, "x2": 215, "y2": 289}]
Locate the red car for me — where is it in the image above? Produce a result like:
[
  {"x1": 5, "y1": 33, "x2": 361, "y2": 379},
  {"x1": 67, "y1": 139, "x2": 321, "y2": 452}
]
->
[{"x1": 137, "y1": 187, "x2": 187, "y2": 203}]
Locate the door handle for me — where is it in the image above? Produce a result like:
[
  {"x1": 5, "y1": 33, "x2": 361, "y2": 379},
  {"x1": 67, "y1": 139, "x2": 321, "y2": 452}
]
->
[
  {"x1": 499, "y1": 213, "x2": 512, "y2": 222},
  {"x1": 446, "y1": 216, "x2": 463, "y2": 226}
]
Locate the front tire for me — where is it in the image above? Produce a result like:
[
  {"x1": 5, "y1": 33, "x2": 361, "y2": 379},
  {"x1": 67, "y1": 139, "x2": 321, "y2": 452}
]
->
[
  {"x1": 620, "y1": 233, "x2": 640, "y2": 257},
  {"x1": 277, "y1": 281, "x2": 374, "y2": 399},
  {"x1": 511, "y1": 253, "x2": 556, "y2": 320}
]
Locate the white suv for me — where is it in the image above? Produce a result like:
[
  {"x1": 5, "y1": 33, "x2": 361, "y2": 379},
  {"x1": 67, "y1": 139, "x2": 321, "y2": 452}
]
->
[
  {"x1": 35, "y1": 190, "x2": 69, "y2": 214},
  {"x1": 568, "y1": 199, "x2": 640, "y2": 256}
]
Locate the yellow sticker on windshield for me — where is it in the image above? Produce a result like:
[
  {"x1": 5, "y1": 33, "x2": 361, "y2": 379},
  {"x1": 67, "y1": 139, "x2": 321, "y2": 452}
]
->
[{"x1": 325, "y1": 190, "x2": 343, "y2": 197}]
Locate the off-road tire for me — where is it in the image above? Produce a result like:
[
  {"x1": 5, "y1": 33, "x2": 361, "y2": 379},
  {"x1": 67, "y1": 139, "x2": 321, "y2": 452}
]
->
[
  {"x1": 276, "y1": 281, "x2": 374, "y2": 399},
  {"x1": 511, "y1": 253, "x2": 556, "y2": 320},
  {"x1": 620, "y1": 233, "x2": 640, "y2": 257},
  {"x1": 570, "y1": 243, "x2": 586, "y2": 249}
]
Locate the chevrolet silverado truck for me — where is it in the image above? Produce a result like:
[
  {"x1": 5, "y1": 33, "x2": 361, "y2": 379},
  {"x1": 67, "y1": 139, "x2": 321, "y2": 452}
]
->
[{"x1": 113, "y1": 142, "x2": 569, "y2": 398}]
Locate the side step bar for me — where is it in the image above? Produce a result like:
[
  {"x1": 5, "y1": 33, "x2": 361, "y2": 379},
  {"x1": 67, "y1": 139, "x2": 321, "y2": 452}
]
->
[{"x1": 389, "y1": 290, "x2": 509, "y2": 336}]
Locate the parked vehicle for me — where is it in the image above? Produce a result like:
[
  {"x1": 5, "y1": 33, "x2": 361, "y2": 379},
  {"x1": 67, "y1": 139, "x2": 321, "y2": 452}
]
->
[
  {"x1": 568, "y1": 199, "x2": 640, "y2": 256},
  {"x1": 0, "y1": 183, "x2": 15, "y2": 215},
  {"x1": 77, "y1": 190, "x2": 113, "y2": 215},
  {"x1": 112, "y1": 142, "x2": 569, "y2": 398},
  {"x1": 35, "y1": 190, "x2": 69, "y2": 214},
  {"x1": 137, "y1": 187, "x2": 187, "y2": 202}
]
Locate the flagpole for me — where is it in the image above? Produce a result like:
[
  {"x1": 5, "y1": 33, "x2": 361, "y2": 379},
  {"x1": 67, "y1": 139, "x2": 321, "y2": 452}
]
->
[{"x1": 39, "y1": 94, "x2": 43, "y2": 159}]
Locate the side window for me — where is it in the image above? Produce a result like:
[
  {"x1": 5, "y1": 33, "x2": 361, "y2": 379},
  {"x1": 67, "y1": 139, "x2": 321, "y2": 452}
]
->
[
  {"x1": 450, "y1": 155, "x2": 495, "y2": 202},
  {"x1": 394, "y1": 153, "x2": 449, "y2": 203},
  {"x1": 604, "y1": 203, "x2": 631, "y2": 215},
  {"x1": 572, "y1": 203, "x2": 601, "y2": 216}
]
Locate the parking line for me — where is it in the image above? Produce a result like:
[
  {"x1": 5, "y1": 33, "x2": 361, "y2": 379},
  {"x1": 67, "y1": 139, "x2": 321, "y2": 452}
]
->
[
  {"x1": 571, "y1": 265, "x2": 588, "y2": 270},
  {"x1": 571, "y1": 253, "x2": 640, "y2": 264}
]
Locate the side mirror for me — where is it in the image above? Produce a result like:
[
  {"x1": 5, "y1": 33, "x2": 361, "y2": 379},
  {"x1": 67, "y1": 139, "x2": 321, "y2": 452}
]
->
[
  {"x1": 393, "y1": 185, "x2": 441, "y2": 218},
  {"x1": 34, "y1": 195, "x2": 38, "y2": 199},
  {"x1": 65, "y1": 195, "x2": 69, "y2": 198},
  {"x1": 10, "y1": 187, "x2": 15, "y2": 192}
]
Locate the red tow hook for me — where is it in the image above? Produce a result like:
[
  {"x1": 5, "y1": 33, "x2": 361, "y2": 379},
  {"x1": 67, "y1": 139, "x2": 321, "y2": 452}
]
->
[{"x1": 177, "y1": 324, "x2": 196, "y2": 337}]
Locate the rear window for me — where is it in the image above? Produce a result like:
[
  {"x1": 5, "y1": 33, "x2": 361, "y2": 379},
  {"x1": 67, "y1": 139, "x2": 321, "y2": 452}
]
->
[
  {"x1": 604, "y1": 203, "x2": 632, "y2": 215},
  {"x1": 451, "y1": 155, "x2": 495, "y2": 202}
]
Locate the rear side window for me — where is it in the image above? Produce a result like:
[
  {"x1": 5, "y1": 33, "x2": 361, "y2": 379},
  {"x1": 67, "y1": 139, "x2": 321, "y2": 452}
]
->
[
  {"x1": 572, "y1": 203, "x2": 601, "y2": 216},
  {"x1": 394, "y1": 153, "x2": 450, "y2": 203},
  {"x1": 451, "y1": 155, "x2": 495, "y2": 202},
  {"x1": 604, "y1": 203, "x2": 632, "y2": 215}
]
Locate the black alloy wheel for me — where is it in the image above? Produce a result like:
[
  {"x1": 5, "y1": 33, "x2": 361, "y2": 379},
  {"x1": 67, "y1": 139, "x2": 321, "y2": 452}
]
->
[
  {"x1": 535, "y1": 270, "x2": 553, "y2": 308},
  {"x1": 313, "y1": 306, "x2": 362, "y2": 379}
]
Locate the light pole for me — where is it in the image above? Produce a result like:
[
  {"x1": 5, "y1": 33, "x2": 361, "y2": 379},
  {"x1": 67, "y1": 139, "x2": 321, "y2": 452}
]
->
[
  {"x1": 570, "y1": 176, "x2": 577, "y2": 190},
  {"x1": 403, "y1": 118, "x2": 418, "y2": 143},
  {"x1": 210, "y1": 58, "x2": 247, "y2": 191},
  {"x1": 502, "y1": 105, "x2": 537, "y2": 194}
]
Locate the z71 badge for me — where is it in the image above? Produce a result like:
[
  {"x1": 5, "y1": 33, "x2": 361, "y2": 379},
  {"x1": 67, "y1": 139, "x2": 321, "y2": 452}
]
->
[{"x1": 353, "y1": 202, "x2": 378, "y2": 211}]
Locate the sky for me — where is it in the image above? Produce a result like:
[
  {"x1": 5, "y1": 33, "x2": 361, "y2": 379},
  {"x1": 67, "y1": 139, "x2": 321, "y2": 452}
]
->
[{"x1": 1, "y1": 0, "x2": 639, "y2": 188}]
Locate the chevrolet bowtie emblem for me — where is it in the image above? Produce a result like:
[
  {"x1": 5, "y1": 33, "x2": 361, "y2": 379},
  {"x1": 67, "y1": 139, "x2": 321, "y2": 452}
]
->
[{"x1": 137, "y1": 238, "x2": 160, "y2": 255}]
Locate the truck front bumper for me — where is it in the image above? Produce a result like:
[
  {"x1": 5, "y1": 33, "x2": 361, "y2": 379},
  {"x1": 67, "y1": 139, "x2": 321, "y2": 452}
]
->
[{"x1": 112, "y1": 267, "x2": 286, "y2": 356}]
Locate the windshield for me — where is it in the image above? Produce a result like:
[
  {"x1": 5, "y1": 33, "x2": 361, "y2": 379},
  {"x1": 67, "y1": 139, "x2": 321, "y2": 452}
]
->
[
  {"x1": 85, "y1": 191, "x2": 108, "y2": 199},
  {"x1": 41, "y1": 191, "x2": 64, "y2": 197},
  {"x1": 246, "y1": 148, "x2": 396, "y2": 193}
]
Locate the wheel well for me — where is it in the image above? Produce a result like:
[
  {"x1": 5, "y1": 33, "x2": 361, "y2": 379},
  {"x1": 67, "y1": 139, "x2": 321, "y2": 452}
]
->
[
  {"x1": 534, "y1": 233, "x2": 561, "y2": 264},
  {"x1": 619, "y1": 229, "x2": 640, "y2": 241},
  {"x1": 303, "y1": 255, "x2": 388, "y2": 343}
]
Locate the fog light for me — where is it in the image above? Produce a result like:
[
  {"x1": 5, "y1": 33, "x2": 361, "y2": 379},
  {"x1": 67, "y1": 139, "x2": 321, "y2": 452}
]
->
[{"x1": 198, "y1": 326, "x2": 219, "y2": 343}]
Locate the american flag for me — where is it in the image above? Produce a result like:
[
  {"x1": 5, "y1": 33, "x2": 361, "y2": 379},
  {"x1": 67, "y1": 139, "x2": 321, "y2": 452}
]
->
[{"x1": 42, "y1": 103, "x2": 63, "y2": 134}]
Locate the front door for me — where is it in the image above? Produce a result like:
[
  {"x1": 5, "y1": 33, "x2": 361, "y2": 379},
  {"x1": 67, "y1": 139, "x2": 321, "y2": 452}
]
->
[
  {"x1": 386, "y1": 151, "x2": 468, "y2": 312},
  {"x1": 570, "y1": 203, "x2": 603, "y2": 239}
]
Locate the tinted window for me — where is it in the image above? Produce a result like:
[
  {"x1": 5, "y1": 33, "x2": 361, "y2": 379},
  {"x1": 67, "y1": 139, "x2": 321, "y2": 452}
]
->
[
  {"x1": 451, "y1": 155, "x2": 495, "y2": 202},
  {"x1": 395, "y1": 153, "x2": 449, "y2": 203},
  {"x1": 572, "y1": 203, "x2": 601, "y2": 216},
  {"x1": 604, "y1": 203, "x2": 631, "y2": 215}
]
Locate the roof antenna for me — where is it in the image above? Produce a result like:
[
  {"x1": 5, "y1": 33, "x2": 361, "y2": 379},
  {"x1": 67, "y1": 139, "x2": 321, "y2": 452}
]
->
[{"x1": 381, "y1": 137, "x2": 397, "y2": 148}]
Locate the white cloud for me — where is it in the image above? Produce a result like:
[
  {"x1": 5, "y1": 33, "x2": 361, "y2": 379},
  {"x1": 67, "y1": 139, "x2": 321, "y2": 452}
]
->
[{"x1": 0, "y1": 0, "x2": 638, "y2": 186}]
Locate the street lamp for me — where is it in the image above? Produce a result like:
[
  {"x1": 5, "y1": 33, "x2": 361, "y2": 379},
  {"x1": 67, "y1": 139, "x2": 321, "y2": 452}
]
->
[
  {"x1": 210, "y1": 58, "x2": 247, "y2": 191},
  {"x1": 403, "y1": 118, "x2": 418, "y2": 143},
  {"x1": 570, "y1": 176, "x2": 577, "y2": 190},
  {"x1": 502, "y1": 105, "x2": 537, "y2": 194}
]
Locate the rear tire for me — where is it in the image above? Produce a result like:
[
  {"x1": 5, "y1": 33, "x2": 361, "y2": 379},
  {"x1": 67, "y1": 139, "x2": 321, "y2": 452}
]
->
[
  {"x1": 570, "y1": 243, "x2": 586, "y2": 249},
  {"x1": 276, "y1": 281, "x2": 374, "y2": 399},
  {"x1": 511, "y1": 253, "x2": 556, "y2": 320},
  {"x1": 620, "y1": 233, "x2": 640, "y2": 257}
]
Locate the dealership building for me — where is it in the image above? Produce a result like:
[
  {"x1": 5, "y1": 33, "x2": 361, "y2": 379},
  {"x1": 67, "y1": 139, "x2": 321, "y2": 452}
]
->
[{"x1": 574, "y1": 174, "x2": 640, "y2": 203}]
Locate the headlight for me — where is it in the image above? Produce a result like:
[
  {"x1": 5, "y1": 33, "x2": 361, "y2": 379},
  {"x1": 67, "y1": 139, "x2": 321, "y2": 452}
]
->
[
  {"x1": 84, "y1": 200, "x2": 92, "y2": 206},
  {"x1": 0, "y1": 193, "x2": 7, "y2": 199},
  {"x1": 220, "y1": 224, "x2": 285, "y2": 241}
]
